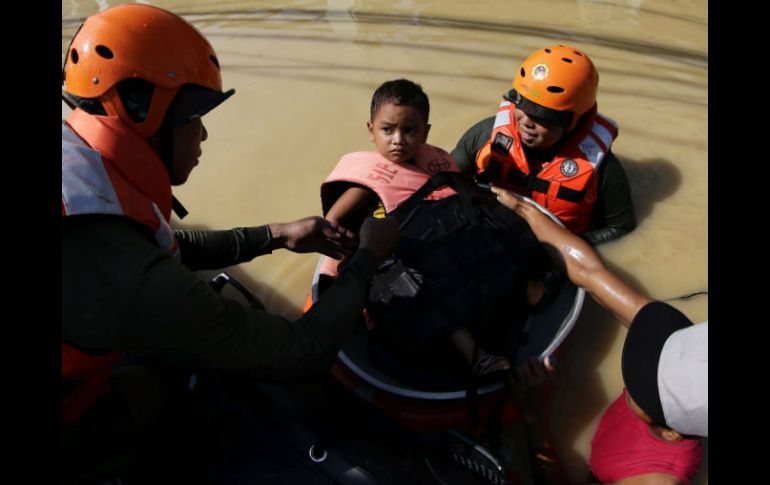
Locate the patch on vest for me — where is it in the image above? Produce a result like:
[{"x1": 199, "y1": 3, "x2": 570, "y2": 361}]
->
[
  {"x1": 560, "y1": 159, "x2": 579, "y2": 177},
  {"x1": 427, "y1": 158, "x2": 452, "y2": 173},
  {"x1": 492, "y1": 132, "x2": 513, "y2": 155}
]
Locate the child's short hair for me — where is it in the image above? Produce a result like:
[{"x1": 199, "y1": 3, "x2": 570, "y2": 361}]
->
[{"x1": 370, "y1": 79, "x2": 430, "y2": 123}]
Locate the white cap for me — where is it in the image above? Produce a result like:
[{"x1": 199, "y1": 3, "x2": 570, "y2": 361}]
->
[{"x1": 657, "y1": 321, "x2": 708, "y2": 436}]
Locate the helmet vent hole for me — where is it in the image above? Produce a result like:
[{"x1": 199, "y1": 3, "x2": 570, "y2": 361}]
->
[
  {"x1": 545, "y1": 48, "x2": 552, "y2": 53},
  {"x1": 209, "y1": 55, "x2": 220, "y2": 70},
  {"x1": 547, "y1": 86, "x2": 565, "y2": 93},
  {"x1": 71, "y1": 49, "x2": 79, "y2": 64},
  {"x1": 520, "y1": 67, "x2": 525, "y2": 77},
  {"x1": 561, "y1": 57, "x2": 574, "y2": 64},
  {"x1": 116, "y1": 78, "x2": 155, "y2": 123},
  {"x1": 95, "y1": 45, "x2": 114, "y2": 59}
]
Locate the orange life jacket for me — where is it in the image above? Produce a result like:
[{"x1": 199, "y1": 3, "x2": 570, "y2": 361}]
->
[
  {"x1": 61, "y1": 345, "x2": 124, "y2": 426},
  {"x1": 61, "y1": 108, "x2": 179, "y2": 425},
  {"x1": 475, "y1": 101, "x2": 618, "y2": 234},
  {"x1": 319, "y1": 144, "x2": 459, "y2": 277}
]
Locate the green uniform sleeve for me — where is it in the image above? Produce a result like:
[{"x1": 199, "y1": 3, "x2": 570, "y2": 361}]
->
[
  {"x1": 581, "y1": 151, "x2": 637, "y2": 245},
  {"x1": 123, "y1": 245, "x2": 377, "y2": 381},
  {"x1": 450, "y1": 117, "x2": 495, "y2": 174},
  {"x1": 63, "y1": 215, "x2": 377, "y2": 382},
  {"x1": 174, "y1": 226, "x2": 273, "y2": 270}
]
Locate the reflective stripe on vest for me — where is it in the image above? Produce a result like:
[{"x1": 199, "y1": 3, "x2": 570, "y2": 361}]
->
[
  {"x1": 578, "y1": 116, "x2": 618, "y2": 167},
  {"x1": 62, "y1": 121, "x2": 179, "y2": 257},
  {"x1": 62, "y1": 124, "x2": 123, "y2": 216}
]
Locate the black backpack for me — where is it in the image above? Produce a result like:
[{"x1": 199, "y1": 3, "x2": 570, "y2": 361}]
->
[{"x1": 365, "y1": 172, "x2": 549, "y2": 390}]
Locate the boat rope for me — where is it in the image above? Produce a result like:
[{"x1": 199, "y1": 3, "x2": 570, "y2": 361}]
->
[{"x1": 665, "y1": 290, "x2": 708, "y2": 302}]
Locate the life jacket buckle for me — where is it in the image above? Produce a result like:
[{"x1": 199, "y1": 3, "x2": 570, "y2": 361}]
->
[{"x1": 368, "y1": 259, "x2": 423, "y2": 305}]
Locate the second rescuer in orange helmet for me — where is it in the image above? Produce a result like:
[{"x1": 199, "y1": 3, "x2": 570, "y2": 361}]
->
[{"x1": 450, "y1": 44, "x2": 636, "y2": 245}]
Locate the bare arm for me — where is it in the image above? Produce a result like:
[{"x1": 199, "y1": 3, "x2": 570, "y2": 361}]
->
[
  {"x1": 325, "y1": 186, "x2": 380, "y2": 229},
  {"x1": 491, "y1": 186, "x2": 651, "y2": 327}
]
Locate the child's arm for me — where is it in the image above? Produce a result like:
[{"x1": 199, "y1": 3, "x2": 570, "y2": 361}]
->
[{"x1": 326, "y1": 186, "x2": 380, "y2": 231}]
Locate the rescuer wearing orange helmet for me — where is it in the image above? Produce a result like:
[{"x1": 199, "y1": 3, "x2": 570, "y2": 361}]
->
[
  {"x1": 62, "y1": 4, "x2": 398, "y2": 481},
  {"x1": 451, "y1": 45, "x2": 636, "y2": 245}
]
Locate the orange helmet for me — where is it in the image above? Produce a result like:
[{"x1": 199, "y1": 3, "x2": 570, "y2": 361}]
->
[
  {"x1": 63, "y1": 4, "x2": 232, "y2": 138},
  {"x1": 512, "y1": 44, "x2": 598, "y2": 131}
]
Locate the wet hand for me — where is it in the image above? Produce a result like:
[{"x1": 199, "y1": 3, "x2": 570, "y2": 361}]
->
[
  {"x1": 269, "y1": 216, "x2": 356, "y2": 259},
  {"x1": 490, "y1": 185, "x2": 525, "y2": 212},
  {"x1": 358, "y1": 217, "x2": 400, "y2": 264}
]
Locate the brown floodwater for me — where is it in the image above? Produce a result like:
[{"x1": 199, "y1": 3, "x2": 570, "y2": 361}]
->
[{"x1": 62, "y1": 1, "x2": 707, "y2": 482}]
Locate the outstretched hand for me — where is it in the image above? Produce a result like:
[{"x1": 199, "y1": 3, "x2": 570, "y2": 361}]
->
[
  {"x1": 490, "y1": 185, "x2": 525, "y2": 212},
  {"x1": 268, "y1": 216, "x2": 356, "y2": 259}
]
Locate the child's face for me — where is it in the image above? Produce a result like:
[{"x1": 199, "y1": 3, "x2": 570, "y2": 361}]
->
[
  {"x1": 367, "y1": 102, "x2": 430, "y2": 163},
  {"x1": 514, "y1": 108, "x2": 565, "y2": 151}
]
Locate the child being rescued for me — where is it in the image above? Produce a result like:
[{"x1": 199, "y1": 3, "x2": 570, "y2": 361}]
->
[{"x1": 316, "y1": 79, "x2": 551, "y2": 385}]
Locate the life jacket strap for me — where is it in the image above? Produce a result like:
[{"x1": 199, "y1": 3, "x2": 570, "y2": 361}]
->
[
  {"x1": 527, "y1": 178, "x2": 587, "y2": 203},
  {"x1": 488, "y1": 159, "x2": 587, "y2": 203},
  {"x1": 390, "y1": 171, "x2": 481, "y2": 225}
]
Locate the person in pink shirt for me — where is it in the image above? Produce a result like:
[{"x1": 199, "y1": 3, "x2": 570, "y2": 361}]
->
[{"x1": 493, "y1": 186, "x2": 706, "y2": 485}]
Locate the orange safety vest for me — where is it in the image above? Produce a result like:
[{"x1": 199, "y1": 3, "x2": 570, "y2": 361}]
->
[
  {"x1": 61, "y1": 109, "x2": 179, "y2": 425},
  {"x1": 475, "y1": 101, "x2": 618, "y2": 234},
  {"x1": 319, "y1": 144, "x2": 459, "y2": 277}
]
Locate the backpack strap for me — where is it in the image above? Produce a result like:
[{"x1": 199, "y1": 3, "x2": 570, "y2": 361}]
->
[{"x1": 389, "y1": 172, "x2": 486, "y2": 226}]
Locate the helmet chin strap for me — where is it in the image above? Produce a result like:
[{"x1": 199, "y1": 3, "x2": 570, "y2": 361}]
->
[
  {"x1": 172, "y1": 196, "x2": 189, "y2": 219},
  {"x1": 156, "y1": 121, "x2": 189, "y2": 220}
]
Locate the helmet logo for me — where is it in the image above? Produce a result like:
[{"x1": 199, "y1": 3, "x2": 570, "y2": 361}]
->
[
  {"x1": 532, "y1": 64, "x2": 549, "y2": 81},
  {"x1": 560, "y1": 159, "x2": 579, "y2": 177},
  {"x1": 520, "y1": 84, "x2": 544, "y2": 98}
]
